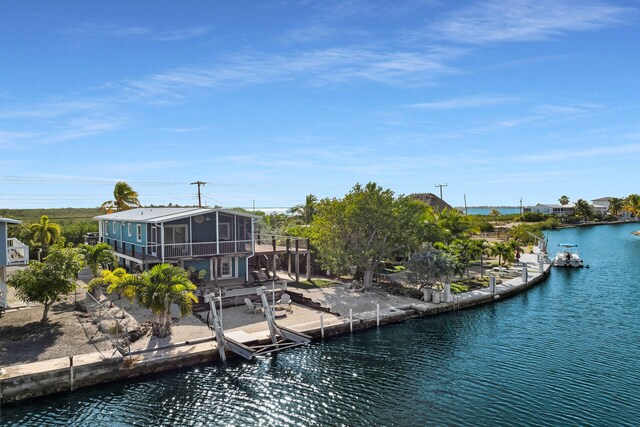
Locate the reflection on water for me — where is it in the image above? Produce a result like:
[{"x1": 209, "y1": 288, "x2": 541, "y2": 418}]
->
[{"x1": 3, "y1": 224, "x2": 640, "y2": 426}]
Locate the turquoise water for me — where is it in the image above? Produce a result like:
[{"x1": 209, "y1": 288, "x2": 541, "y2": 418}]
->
[
  {"x1": 463, "y1": 207, "x2": 521, "y2": 215},
  {"x1": 3, "y1": 224, "x2": 640, "y2": 426}
]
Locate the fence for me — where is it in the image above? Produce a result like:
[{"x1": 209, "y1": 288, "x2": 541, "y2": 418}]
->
[{"x1": 74, "y1": 283, "x2": 131, "y2": 359}]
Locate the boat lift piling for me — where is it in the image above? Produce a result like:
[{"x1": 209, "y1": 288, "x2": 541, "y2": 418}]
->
[{"x1": 205, "y1": 286, "x2": 311, "y2": 362}]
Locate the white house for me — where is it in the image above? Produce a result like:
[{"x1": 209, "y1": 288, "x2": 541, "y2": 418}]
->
[
  {"x1": 591, "y1": 197, "x2": 631, "y2": 219},
  {"x1": 525, "y1": 203, "x2": 575, "y2": 216}
]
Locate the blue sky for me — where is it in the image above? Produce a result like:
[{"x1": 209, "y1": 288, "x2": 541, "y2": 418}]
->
[{"x1": 2, "y1": 0, "x2": 640, "y2": 210}]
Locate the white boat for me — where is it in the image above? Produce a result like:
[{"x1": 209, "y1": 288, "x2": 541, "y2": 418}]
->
[{"x1": 553, "y1": 243, "x2": 584, "y2": 268}]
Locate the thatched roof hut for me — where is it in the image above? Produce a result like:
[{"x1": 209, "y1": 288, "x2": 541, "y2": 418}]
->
[{"x1": 409, "y1": 193, "x2": 452, "y2": 213}]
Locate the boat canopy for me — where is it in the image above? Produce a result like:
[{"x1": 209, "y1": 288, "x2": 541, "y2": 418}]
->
[{"x1": 558, "y1": 243, "x2": 578, "y2": 247}]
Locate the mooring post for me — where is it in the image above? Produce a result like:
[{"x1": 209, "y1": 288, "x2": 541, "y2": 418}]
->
[
  {"x1": 490, "y1": 275, "x2": 496, "y2": 294},
  {"x1": 69, "y1": 356, "x2": 75, "y2": 391},
  {"x1": 376, "y1": 304, "x2": 380, "y2": 327},
  {"x1": 349, "y1": 309, "x2": 353, "y2": 333},
  {"x1": 522, "y1": 266, "x2": 528, "y2": 284},
  {"x1": 218, "y1": 291, "x2": 223, "y2": 330},
  {"x1": 320, "y1": 314, "x2": 324, "y2": 339},
  {"x1": 539, "y1": 258, "x2": 544, "y2": 273}
]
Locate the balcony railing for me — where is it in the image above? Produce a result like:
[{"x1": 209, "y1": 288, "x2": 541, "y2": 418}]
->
[
  {"x1": 6, "y1": 238, "x2": 29, "y2": 266},
  {"x1": 103, "y1": 238, "x2": 252, "y2": 260},
  {"x1": 255, "y1": 234, "x2": 309, "y2": 251}
]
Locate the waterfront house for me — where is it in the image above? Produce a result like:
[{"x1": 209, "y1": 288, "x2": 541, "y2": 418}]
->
[
  {"x1": 591, "y1": 197, "x2": 631, "y2": 219},
  {"x1": 95, "y1": 207, "x2": 261, "y2": 284},
  {"x1": 524, "y1": 203, "x2": 575, "y2": 216},
  {"x1": 1, "y1": 217, "x2": 29, "y2": 309}
]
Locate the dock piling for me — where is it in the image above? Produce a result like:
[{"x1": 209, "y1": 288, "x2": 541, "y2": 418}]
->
[
  {"x1": 320, "y1": 314, "x2": 324, "y2": 339},
  {"x1": 376, "y1": 304, "x2": 380, "y2": 327},
  {"x1": 349, "y1": 309, "x2": 353, "y2": 333},
  {"x1": 69, "y1": 356, "x2": 75, "y2": 391}
]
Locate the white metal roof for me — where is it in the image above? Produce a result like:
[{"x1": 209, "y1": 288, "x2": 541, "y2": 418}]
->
[
  {"x1": 0, "y1": 217, "x2": 22, "y2": 224},
  {"x1": 94, "y1": 207, "x2": 260, "y2": 223}
]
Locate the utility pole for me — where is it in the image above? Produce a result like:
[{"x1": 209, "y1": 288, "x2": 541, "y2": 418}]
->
[
  {"x1": 520, "y1": 198, "x2": 523, "y2": 215},
  {"x1": 435, "y1": 183, "x2": 448, "y2": 200},
  {"x1": 191, "y1": 181, "x2": 208, "y2": 208}
]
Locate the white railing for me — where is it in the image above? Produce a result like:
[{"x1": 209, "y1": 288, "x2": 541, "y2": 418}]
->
[
  {"x1": 6, "y1": 238, "x2": 29, "y2": 265},
  {"x1": 104, "y1": 237, "x2": 253, "y2": 259}
]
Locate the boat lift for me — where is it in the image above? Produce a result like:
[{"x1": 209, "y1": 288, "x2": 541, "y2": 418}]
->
[{"x1": 204, "y1": 286, "x2": 311, "y2": 361}]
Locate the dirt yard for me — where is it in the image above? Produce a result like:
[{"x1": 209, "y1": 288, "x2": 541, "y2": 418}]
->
[{"x1": 0, "y1": 294, "x2": 112, "y2": 367}]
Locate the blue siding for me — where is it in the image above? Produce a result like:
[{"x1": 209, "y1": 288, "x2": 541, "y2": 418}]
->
[
  {"x1": 0, "y1": 223, "x2": 7, "y2": 266},
  {"x1": 237, "y1": 257, "x2": 246, "y2": 278},
  {"x1": 184, "y1": 259, "x2": 210, "y2": 280}
]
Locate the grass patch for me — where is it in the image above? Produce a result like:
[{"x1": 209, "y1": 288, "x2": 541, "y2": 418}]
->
[{"x1": 288, "y1": 278, "x2": 338, "y2": 289}]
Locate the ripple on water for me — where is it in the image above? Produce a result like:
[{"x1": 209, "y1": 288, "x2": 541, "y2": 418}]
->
[{"x1": 3, "y1": 224, "x2": 640, "y2": 426}]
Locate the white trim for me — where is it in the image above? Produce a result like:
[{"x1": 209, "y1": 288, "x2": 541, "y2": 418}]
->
[
  {"x1": 127, "y1": 223, "x2": 132, "y2": 237},
  {"x1": 136, "y1": 224, "x2": 142, "y2": 242},
  {"x1": 219, "y1": 223, "x2": 230, "y2": 240}
]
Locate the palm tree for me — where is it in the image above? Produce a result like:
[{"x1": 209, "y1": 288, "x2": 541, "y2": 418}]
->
[
  {"x1": 470, "y1": 239, "x2": 490, "y2": 278},
  {"x1": 624, "y1": 194, "x2": 640, "y2": 218},
  {"x1": 435, "y1": 208, "x2": 475, "y2": 243},
  {"x1": 489, "y1": 209, "x2": 501, "y2": 221},
  {"x1": 80, "y1": 242, "x2": 117, "y2": 278},
  {"x1": 608, "y1": 197, "x2": 624, "y2": 217},
  {"x1": 491, "y1": 241, "x2": 514, "y2": 266},
  {"x1": 574, "y1": 199, "x2": 593, "y2": 221},
  {"x1": 451, "y1": 239, "x2": 475, "y2": 280},
  {"x1": 29, "y1": 215, "x2": 61, "y2": 246},
  {"x1": 113, "y1": 264, "x2": 197, "y2": 337},
  {"x1": 559, "y1": 195, "x2": 570, "y2": 206},
  {"x1": 102, "y1": 181, "x2": 141, "y2": 212},
  {"x1": 289, "y1": 194, "x2": 318, "y2": 224}
]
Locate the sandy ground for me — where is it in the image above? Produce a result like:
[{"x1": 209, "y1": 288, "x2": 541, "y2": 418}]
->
[{"x1": 0, "y1": 294, "x2": 112, "y2": 367}]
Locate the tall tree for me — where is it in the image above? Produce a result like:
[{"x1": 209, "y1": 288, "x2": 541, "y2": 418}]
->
[
  {"x1": 311, "y1": 183, "x2": 426, "y2": 290},
  {"x1": 406, "y1": 243, "x2": 457, "y2": 289},
  {"x1": 470, "y1": 239, "x2": 490, "y2": 278},
  {"x1": 489, "y1": 208, "x2": 501, "y2": 221},
  {"x1": 491, "y1": 241, "x2": 514, "y2": 266},
  {"x1": 80, "y1": 242, "x2": 117, "y2": 278},
  {"x1": 608, "y1": 197, "x2": 624, "y2": 217},
  {"x1": 289, "y1": 194, "x2": 318, "y2": 224},
  {"x1": 8, "y1": 243, "x2": 86, "y2": 322},
  {"x1": 112, "y1": 264, "x2": 197, "y2": 337},
  {"x1": 624, "y1": 194, "x2": 640, "y2": 217},
  {"x1": 29, "y1": 215, "x2": 61, "y2": 246},
  {"x1": 451, "y1": 238, "x2": 475, "y2": 280},
  {"x1": 574, "y1": 199, "x2": 593, "y2": 221},
  {"x1": 102, "y1": 181, "x2": 141, "y2": 212},
  {"x1": 431, "y1": 208, "x2": 475, "y2": 244},
  {"x1": 559, "y1": 195, "x2": 570, "y2": 206}
]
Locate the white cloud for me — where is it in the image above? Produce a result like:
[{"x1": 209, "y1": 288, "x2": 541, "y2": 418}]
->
[
  {"x1": 432, "y1": 0, "x2": 628, "y2": 44},
  {"x1": 406, "y1": 95, "x2": 517, "y2": 110}
]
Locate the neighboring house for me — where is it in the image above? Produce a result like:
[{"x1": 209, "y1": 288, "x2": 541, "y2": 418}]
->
[
  {"x1": 591, "y1": 197, "x2": 632, "y2": 219},
  {"x1": 95, "y1": 207, "x2": 260, "y2": 284},
  {"x1": 409, "y1": 193, "x2": 453, "y2": 212},
  {"x1": 524, "y1": 203, "x2": 575, "y2": 216},
  {"x1": 1, "y1": 217, "x2": 29, "y2": 309}
]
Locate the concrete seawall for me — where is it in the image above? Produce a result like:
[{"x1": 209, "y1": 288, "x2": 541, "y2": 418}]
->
[{"x1": 1, "y1": 255, "x2": 551, "y2": 405}]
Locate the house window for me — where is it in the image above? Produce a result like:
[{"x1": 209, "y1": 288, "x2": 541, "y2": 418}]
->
[
  {"x1": 104, "y1": 222, "x2": 109, "y2": 236},
  {"x1": 136, "y1": 224, "x2": 142, "y2": 242},
  {"x1": 112, "y1": 221, "x2": 116, "y2": 233},
  {"x1": 219, "y1": 223, "x2": 230, "y2": 240},
  {"x1": 165, "y1": 225, "x2": 188, "y2": 244},
  {"x1": 128, "y1": 223, "x2": 132, "y2": 237}
]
